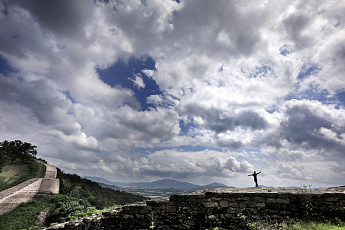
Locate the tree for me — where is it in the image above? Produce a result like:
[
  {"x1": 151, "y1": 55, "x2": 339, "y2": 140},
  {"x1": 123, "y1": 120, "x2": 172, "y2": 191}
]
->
[{"x1": 0, "y1": 140, "x2": 37, "y2": 167}]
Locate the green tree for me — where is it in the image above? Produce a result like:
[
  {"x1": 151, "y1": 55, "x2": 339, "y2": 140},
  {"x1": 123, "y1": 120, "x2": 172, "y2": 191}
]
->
[{"x1": 0, "y1": 140, "x2": 38, "y2": 170}]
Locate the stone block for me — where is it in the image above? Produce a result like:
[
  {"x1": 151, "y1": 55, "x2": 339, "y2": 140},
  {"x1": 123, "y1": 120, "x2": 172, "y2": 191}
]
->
[
  {"x1": 219, "y1": 200, "x2": 229, "y2": 207},
  {"x1": 256, "y1": 202, "x2": 265, "y2": 208},
  {"x1": 278, "y1": 193, "x2": 291, "y2": 198},
  {"x1": 254, "y1": 197, "x2": 266, "y2": 203},
  {"x1": 228, "y1": 207, "x2": 240, "y2": 214},
  {"x1": 267, "y1": 198, "x2": 276, "y2": 203},
  {"x1": 246, "y1": 201, "x2": 257, "y2": 208},
  {"x1": 325, "y1": 197, "x2": 339, "y2": 202},
  {"x1": 229, "y1": 202, "x2": 239, "y2": 208},
  {"x1": 276, "y1": 198, "x2": 290, "y2": 204},
  {"x1": 204, "y1": 202, "x2": 219, "y2": 208},
  {"x1": 167, "y1": 205, "x2": 177, "y2": 213},
  {"x1": 205, "y1": 192, "x2": 220, "y2": 198},
  {"x1": 169, "y1": 195, "x2": 185, "y2": 202},
  {"x1": 239, "y1": 202, "x2": 246, "y2": 209}
]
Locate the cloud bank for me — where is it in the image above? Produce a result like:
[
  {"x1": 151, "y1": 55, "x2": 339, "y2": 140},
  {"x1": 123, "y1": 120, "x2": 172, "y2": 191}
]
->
[{"x1": 1, "y1": 0, "x2": 345, "y2": 187}]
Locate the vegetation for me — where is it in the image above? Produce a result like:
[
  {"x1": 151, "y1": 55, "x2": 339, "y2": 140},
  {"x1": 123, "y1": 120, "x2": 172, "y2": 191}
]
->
[
  {"x1": 57, "y1": 168, "x2": 145, "y2": 209},
  {"x1": 0, "y1": 195, "x2": 121, "y2": 230},
  {"x1": 0, "y1": 139, "x2": 146, "y2": 229},
  {"x1": 0, "y1": 140, "x2": 37, "y2": 169},
  {"x1": 244, "y1": 218, "x2": 345, "y2": 230},
  {"x1": 0, "y1": 198, "x2": 51, "y2": 230},
  {"x1": 0, "y1": 140, "x2": 44, "y2": 191}
]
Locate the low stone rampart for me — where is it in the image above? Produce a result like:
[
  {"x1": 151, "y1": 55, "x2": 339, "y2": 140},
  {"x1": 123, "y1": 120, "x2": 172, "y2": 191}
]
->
[{"x1": 47, "y1": 186, "x2": 345, "y2": 230}]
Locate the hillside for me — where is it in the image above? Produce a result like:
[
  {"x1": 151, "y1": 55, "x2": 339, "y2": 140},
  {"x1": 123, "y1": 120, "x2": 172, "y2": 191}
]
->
[
  {"x1": 57, "y1": 168, "x2": 145, "y2": 209},
  {"x1": 85, "y1": 176, "x2": 231, "y2": 190},
  {"x1": 0, "y1": 140, "x2": 46, "y2": 192},
  {"x1": 0, "y1": 161, "x2": 45, "y2": 192},
  {"x1": 0, "y1": 140, "x2": 146, "y2": 229}
]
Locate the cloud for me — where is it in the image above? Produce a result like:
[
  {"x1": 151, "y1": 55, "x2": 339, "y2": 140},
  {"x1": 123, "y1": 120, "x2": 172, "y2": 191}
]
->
[
  {"x1": 1, "y1": 0, "x2": 345, "y2": 187},
  {"x1": 275, "y1": 162, "x2": 305, "y2": 180},
  {"x1": 8, "y1": 0, "x2": 93, "y2": 40},
  {"x1": 265, "y1": 100, "x2": 345, "y2": 156},
  {"x1": 100, "y1": 149, "x2": 254, "y2": 181},
  {"x1": 130, "y1": 73, "x2": 145, "y2": 89}
]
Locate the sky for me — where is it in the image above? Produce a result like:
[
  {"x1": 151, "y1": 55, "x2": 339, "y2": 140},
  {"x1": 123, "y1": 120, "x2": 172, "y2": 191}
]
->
[{"x1": 1, "y1": 0, "x2": 345, "y2": 188}]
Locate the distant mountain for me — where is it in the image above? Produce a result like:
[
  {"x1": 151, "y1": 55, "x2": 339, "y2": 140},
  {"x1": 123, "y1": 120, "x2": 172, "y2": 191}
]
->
[
  {"x1": 85, "y1": 177, "x2": 231, "y2": 191},
  {"x1": 85, "y1": 177, "x2": 234, "y2": 198},
  {"x1": 278, "y1": 186, "x2": 300, "y2": 189},
  {"x1": 150, "y1": 179, "x2": 199, "y2": 189},
  {"x1": 201, "y1": 182, "x2": 232, "y2": 188},
  {"x1": 83, "y1": 176, "x2": 128, "y2": 186}
]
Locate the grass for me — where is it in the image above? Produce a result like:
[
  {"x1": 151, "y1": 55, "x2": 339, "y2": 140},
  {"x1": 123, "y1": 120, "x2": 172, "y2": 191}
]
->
[
  {"x1": 0, "y1": 194, "x2": 122, "y2": 230},
  {"x1": 0, "y1": 160, "x2": 45, "y2": 191},
  {"x1": 0, "y1": 198, "x2": 52, "y2": 230},
  {"x1": 288, "y1": 219, "x2": 345, "y2": 230},
  {"x1": 245, "y1": 218, "x2": 345, "y2": 230}
]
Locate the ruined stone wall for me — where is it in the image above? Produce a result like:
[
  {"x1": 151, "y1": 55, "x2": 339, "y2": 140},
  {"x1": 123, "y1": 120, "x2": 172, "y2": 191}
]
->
[{"x1": 47, "y1": 187, "x2": 345, "y2": 230}]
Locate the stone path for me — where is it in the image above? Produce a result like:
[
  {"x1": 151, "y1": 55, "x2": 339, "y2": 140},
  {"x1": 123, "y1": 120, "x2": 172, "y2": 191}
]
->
[
  {"x1": 0, "y1": 178, "x2": 42, "y2": 215},
  {"x1": 0, "y1": 162, "x2": 59, "y2": 215}
]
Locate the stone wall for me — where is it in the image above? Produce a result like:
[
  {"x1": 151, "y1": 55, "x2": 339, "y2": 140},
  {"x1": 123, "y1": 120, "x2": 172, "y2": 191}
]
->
[
  {"x1": 47, "y1": 187, "x2": 345, "y2": 230},
  {"x1": 0, "y1": 178, "x2": 43, "y2": 215},
  {"x1": 0, "y1": 163, "x2": 59, "y2": 215},
  {"x1": 39, "y1": 164, "x2": 60, "y2": 194}
]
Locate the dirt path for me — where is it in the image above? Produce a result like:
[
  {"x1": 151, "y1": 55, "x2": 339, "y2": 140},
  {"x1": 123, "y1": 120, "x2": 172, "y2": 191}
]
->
[{"x1": 36, "y1": 207, "x2": 50, "y2": 227}]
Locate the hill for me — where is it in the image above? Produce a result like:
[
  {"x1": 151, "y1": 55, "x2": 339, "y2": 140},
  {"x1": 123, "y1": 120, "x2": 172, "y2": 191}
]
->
[
  {"x1": 57, "y1": 168, "x2": 145, "y2": 209},
  {"x1": 0, "y1": 140, "x2": 46, "y2": 191},
  {"x1": 85, "y1": 176, "x2": 231, "y2": 190},
  {"x1": 0, "y1": 140, "x2": 146, "y2": 229},
  {"x1": 85, "y1": 177, "x2": 233, "y2": 198}
]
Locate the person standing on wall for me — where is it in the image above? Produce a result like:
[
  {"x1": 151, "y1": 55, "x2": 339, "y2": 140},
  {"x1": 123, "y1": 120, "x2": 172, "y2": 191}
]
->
[{"x1": 248, "y1": 171, "x2": 261, "y2": 187}]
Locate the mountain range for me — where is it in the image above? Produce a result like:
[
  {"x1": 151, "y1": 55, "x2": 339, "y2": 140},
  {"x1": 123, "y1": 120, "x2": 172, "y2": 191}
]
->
[{"x1": 83, "y1": 176, "x2": 232, "y2": 191}]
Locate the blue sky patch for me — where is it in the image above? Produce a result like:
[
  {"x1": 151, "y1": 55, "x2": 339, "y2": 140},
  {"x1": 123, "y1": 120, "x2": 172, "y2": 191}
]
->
[
  {"x1": 297, "y1": 64, "x2": 320, "y2": 80},
  {"x1": 97, "y1": 56, "x2": 162, "y2": 111},
  {"x1": 0, "y1": 55, "x2": 16, "y2": 76},
  {"x1": 62, "y1": 90, "x2": 76, "y2": 104},
  {"x1": 179, "y1": 118, "x2": 199, "y2": 137},
  {"x1": 279, "y1": 45, "x2": 292, "y2": 56},
  {"x1": 249, "y1": 65, "x2": 274, "y2": 78},
  {"x1": 335, "y1": 90, "x2": 345, "y2": 107}
]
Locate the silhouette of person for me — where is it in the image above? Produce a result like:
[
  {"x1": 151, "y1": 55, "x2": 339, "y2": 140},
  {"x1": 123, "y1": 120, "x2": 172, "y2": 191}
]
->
[{"x1": 248, "y1": 171, "x2": 261, "y2": 187}]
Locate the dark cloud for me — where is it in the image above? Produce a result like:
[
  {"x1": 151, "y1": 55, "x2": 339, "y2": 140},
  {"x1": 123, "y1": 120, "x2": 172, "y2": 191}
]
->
[
  {"x1": 283, "y1": 13, "x2": 313, "y2": 49},
  {"x1": 8, "y1": 0, "x2": 93, "y2": 40},
  {"x1": 266, "y1": 101, "x2": 345, "y2": 155},
  {"x1": 0, "y1": 75, "x2": 76, "y2": 132},
  {"x1": 0, "y1": 2, "x2": 48, "y2": 58},
  {"x1": 168, "y1": 0, "x2": 266, "y2": 57},
  {"x1": 179, "y1": 104, "x2": 268, "y2": 133}
]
